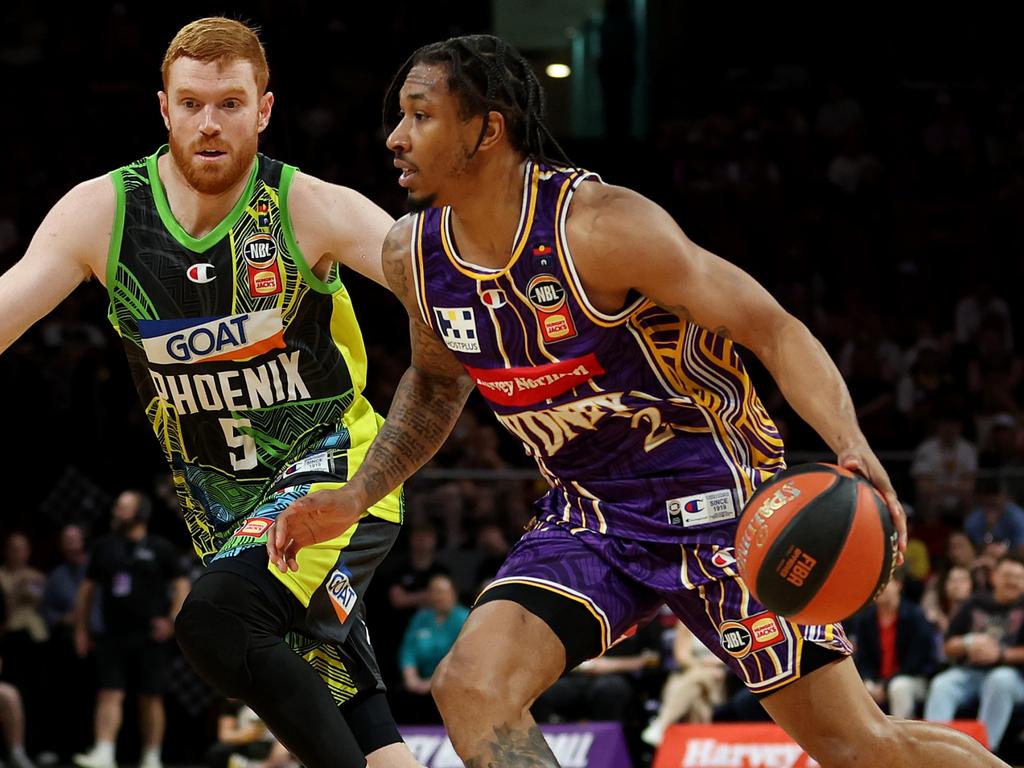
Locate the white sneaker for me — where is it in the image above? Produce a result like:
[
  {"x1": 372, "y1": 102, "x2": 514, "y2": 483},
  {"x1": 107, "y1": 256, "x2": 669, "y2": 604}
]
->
[
  {"x1": 138, "y1": 755, "x2": 162, "y2": 768},
  {"x1": 641, "y1": 719, "x2": 666, "y2": 747},
  {"x1": 72, "y1": 747, "x2": 116, "y2": 768},
  {"x1": 9, "y1": 753, "x2": 35, "y2": 768},
  {"x1": 226, "y1": 756, "x2": 251, "y2": 768}
]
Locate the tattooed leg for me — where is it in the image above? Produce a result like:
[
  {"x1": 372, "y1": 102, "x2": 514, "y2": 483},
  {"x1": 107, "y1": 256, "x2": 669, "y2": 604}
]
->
[
  {"x1": 464, "y1": 724, "x2": 559, "y2": 768},
  {"x1": 432, "y1": 602, "x2": 566, "y2": 767}
]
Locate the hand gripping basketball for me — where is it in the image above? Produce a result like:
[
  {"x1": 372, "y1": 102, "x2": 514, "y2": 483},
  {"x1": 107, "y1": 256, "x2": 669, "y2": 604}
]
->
[
  {"x1": 837, "y1": 449, "x2": 907, "y2": 563},
  {"x1": 735, "y1": 454, "x2": 903, "y2": 625}
]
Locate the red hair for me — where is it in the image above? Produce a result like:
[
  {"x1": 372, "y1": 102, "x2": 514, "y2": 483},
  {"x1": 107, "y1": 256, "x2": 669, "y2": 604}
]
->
[{"x1": 161, "y1": 17, "x2": 269, "y2": 93}]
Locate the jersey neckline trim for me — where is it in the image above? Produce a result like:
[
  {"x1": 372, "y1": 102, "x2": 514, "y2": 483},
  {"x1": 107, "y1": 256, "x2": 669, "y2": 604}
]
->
[
  {"x1": 146, "y1": 144, "x2": 260, "y2": 254},
  {"x1": 438, "y1": 160, "x2": 538, "y2": 280}
]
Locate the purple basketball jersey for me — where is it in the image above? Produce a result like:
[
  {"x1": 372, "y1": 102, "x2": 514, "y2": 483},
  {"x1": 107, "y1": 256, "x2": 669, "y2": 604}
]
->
[{"x1": 411, "y1": 162, "x2": 785, "y2": 541}]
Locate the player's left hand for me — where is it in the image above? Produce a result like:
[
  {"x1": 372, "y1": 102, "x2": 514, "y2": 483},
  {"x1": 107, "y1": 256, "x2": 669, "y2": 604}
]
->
[
  {"x1": 267, "y1": 488, "x2": 364, "y2": 572},
  {"x1": 838, "y1": 447, "x2": 907, "y2": 565}
]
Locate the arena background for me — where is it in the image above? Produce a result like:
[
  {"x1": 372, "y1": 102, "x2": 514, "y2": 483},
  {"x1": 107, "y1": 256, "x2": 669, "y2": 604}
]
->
[{"x1": 1, "y1": 1, "x2": 1023, "y2": 766}]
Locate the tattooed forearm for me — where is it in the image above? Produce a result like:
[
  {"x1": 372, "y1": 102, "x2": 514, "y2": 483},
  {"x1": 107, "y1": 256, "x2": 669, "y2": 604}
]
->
[
  {"x1": 464, "y1": 724, "x2": 559, "y2": 768},
  {"x1": 348, "y1": 216, "x2": 475, "y2": 506},
  {"x1": 347, "y1": 362, "x2": 473, "y2": 505}
]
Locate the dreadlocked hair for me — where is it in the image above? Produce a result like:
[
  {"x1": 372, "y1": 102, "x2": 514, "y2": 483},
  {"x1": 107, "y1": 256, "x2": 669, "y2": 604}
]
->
[{"x1": 383, "y1": 34, "x2": 574, "y2": 168}]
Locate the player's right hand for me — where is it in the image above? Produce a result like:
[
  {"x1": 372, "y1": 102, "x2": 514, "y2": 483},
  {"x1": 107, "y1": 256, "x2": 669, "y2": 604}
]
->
[{"x1": 267, "y1": 488, "x2": 364, "y2": 572}]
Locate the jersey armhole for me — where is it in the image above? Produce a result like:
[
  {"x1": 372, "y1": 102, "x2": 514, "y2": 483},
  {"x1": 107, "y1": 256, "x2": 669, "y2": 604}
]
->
[
  {"x1": 105, "y1": 169, "x2": 126, "y2": 334},
  {"x1": 409, "y1": 213, "x2": 432, "y2": 327},
  {"x1": 556, "y1": 174, "x2": 648, "y2": 327},
  {"x1": 279, "y1": 165, "x2": 343, "y2": 295}
]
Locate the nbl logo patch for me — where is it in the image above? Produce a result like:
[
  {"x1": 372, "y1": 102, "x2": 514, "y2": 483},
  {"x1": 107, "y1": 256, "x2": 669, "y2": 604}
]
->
[
  {"x1": 526, "y1": 274, "x2": 578, "y2": 343},
  {"x1": 527, "y1": 275, "x2": 566, "y2": 311},
  {"x1": 243, "y1": 233, "x2": 278, "y2": 267},
  {"x1": 719, "y1": 613, "x2": 786, "y2": 658}
]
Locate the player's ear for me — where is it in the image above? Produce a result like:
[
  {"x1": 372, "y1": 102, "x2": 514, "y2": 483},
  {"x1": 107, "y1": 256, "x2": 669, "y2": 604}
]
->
[
  {"x1": 158, "y1": 91, "x2": 170, "y2": 131},
  {"x1": 258, "y1": 91, "x2": 274, "y2": 133},
  {"x1": 477, "y1": 110, "x2": 506, "y2": 152}
]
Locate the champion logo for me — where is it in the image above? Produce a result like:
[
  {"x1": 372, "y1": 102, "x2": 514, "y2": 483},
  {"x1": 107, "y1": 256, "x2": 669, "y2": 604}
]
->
[
  {"x1": 711, "y1": 548, "x2": 737, "y2": 568},
  {"x1": 186, "y1": 263, "x2": 216, "y2": 284},
  {"x1": 480, "y1": 289, "x2": 507, "y2": 309}
]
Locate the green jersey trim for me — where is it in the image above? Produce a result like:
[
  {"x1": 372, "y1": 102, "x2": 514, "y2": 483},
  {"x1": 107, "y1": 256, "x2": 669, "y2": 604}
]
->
[
  {"x1": 106, "y1": 170, "x2": 127, "y2": 332},
  {"x1": 146, "y1": 145, "x2": 259, "y2": 254},
  {"x1": 279, "y1": 165, "x2": 342, "y2": 295}
]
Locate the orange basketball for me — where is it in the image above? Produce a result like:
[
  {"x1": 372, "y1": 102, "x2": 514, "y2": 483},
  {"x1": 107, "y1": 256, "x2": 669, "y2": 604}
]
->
[{"x1": 734, "y1": 463, "x2": 899, "y2": 625}]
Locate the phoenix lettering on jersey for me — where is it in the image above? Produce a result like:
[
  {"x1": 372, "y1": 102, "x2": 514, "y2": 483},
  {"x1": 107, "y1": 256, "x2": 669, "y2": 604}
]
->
[
  {"x1": 139, "y1": 310, "x2": 285, "y2": 365},
  {"x1": 466, "y1": 354, "x2": 605, "y2": 407},
  {"x1": 495, "y1": 391, "x2": 631, "y2": 457},
  {"x1": 149, "y1": 350, "x2": 311, "y2": 415}
]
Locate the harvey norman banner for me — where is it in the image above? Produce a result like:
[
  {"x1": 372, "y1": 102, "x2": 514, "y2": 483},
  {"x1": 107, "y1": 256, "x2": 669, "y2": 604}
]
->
[
  {"x1": 399, "y1": 723, "x2": 632, "y2": 768},
  {"x1": 653, "y1": 721, "x2": 988, "y2": 768}
]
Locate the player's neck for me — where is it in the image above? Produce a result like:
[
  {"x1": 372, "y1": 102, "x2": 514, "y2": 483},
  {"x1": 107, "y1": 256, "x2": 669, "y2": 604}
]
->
[
  {"x1": 448, "y1": 156, "x2": 528, "y2": 270},
  {"x1": 158, "y1": 153, "x2": 255, "y2": 239}
]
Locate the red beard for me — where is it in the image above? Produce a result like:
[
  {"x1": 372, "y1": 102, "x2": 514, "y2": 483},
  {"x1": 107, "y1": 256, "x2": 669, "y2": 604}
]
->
[{"x1": 168, "y1": 128, "x2": 257, "y2": 195}]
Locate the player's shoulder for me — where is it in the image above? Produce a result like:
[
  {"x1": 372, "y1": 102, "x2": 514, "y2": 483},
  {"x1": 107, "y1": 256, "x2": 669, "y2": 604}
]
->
[
  {"x1": 567, "y1": 181, "x2": 661, "y2": 237},
  {"x1": 380, "y1": 214, "x2": 418, "y2": 305},
  {"x1": 54, "y1": 174, "x2": 115, "y2": 218},
  {"x1": 384, "y1": 213, "x2": 417, "y2": 251},
  {"x1": 39, "y1": 174, "x2": 115, "y2": 270}
]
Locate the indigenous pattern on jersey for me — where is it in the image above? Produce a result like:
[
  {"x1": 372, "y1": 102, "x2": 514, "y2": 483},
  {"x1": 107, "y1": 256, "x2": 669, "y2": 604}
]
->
[
  {"x1": 106, "y1": 146, "x2": 402, "y2": 564},
  {"x1": 411, "y1": 162, "x2": 785, "y2": 542}
]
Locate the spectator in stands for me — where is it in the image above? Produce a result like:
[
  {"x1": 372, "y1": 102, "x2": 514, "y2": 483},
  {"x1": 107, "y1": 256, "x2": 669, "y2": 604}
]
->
[
  {"x1": 40, "y1": 524, "x2": 96, "y2": 761},
  {"x1": 205, "y1": 700, "x2": 296, "y2": 768},
  {"x1": 532, "y1": 620, "x2": 662, "y2": 726},
  {"x1": 911, "y1": 414, "x2": 978, "y2": 518},
  {"x1": 0, "y1": 532, "x2": 47, "y2": 756},
  {"x1": 398, "y1": 573, "x2": 468, "y2": 723},
  {"x1": 979, "y1": 414, "x2": 1024, "y2": 502},
  {"x1": 964, "y1": 477, "x2": 1024, "y2": 551},
  {"x1": 967, "y1": 317, "x2": 1023, "y2": 435},
  {"x1": 641, "y1": 622, "x2": 728, "y2": 746},
  {"x1": 924, "y1": 554, "x2": 1024, "y2": 753},
  {"x1": 73, "y1": 490, "x2": 189, "y2": 768},
  {"x1": 853, "y1": 570, "x2": 938, "y2": 718},
  {"x1": 0, "y1": 532, "x2": 48, "y2": 647},
  {"x1": 923, "y1": 565, "x2": 974, "y2": 639},
  {"x1": 0, "y1": 672, "x2": 35, "y2": 768},
  {"x1": 371, "y1": 521, "x2": 449, "y2": 688}
]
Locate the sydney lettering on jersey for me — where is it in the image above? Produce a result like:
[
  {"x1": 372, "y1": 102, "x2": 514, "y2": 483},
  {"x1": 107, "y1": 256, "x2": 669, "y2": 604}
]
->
[
  {"x1": 139, "y1": 310, "x2": 310, "y2": 415},
  {"x1": 466, "y1": 354, "x2": 605, "y2": 407}
]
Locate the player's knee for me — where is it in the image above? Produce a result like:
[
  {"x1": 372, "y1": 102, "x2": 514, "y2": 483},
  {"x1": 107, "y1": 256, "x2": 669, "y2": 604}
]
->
[
  {"x1": 175, "y1": 591, "x2": 253, "y2": 698},
  {"x1": 432, "y1": 652, "x2": 512, "y2": 717}
]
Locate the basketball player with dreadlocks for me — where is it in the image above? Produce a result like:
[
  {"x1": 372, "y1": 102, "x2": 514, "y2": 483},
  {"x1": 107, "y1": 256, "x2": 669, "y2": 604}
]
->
[
  {"x1": 269, "y1": 35, "x2": 1009, "y2": 768},
  {"x1": 0, "y1": 17, "x2": 422, "y2": 768}
]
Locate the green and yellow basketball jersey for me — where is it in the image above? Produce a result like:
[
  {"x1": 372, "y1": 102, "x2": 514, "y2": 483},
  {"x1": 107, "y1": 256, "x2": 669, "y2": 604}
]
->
[{"x1": 106, "y1": 146, "x2": 400, "y2": 562}]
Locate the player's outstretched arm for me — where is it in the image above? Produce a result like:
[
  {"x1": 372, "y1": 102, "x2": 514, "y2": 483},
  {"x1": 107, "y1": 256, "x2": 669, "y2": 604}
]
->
[
  {"x1": 285, "y1": 171, "x2": 395, "y2": 288},
  {"x1": 269, "y1": 216, "x2": 474, "y2": 571},
  {"x1": 570, "y1": 184, "x2": 906, "y2": 556},
  {"x1": 0, "y1": 176, "x2": 113, "y2": 353}
]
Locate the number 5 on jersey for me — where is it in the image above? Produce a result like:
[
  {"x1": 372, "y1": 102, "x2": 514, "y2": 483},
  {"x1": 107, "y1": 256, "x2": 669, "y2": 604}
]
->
[{"x1": 219, "y1": 417, "x2": 258, "y2": 470}]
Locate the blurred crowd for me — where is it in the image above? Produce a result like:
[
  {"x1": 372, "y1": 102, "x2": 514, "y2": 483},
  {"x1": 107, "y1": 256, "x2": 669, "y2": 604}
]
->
[{"x1": 1, "y1": 1, "x2": 1024, "y2": 766}]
